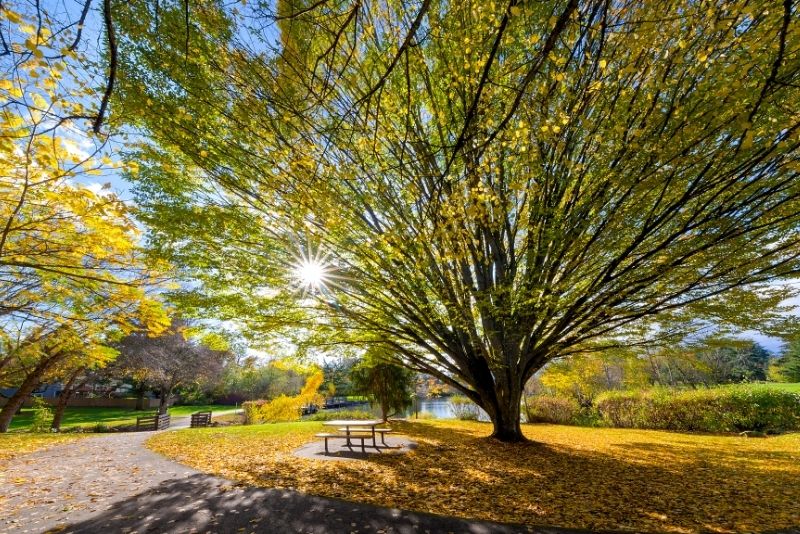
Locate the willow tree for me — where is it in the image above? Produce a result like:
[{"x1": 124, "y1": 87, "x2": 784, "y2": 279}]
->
[{"x1": 113, "y1": 0, "x2": 800, "y2": 441}]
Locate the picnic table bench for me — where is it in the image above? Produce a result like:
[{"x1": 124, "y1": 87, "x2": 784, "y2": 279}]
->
[{"x1": 315, "y1": 419, "x2": 394, "y2": 454}]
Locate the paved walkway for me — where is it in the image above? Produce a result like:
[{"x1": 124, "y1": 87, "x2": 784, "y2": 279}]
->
[{"x1": 0, "y1": 419, "x2": 594, "y2": 534}]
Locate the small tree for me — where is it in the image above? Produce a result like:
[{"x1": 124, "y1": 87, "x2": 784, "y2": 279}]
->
[
  {"x1": 115, "y1": 320, "x2": 229, "y2": 414},
  {"x1": 776, "y1": 339, "x2": 800, "y2": 383},
  {"x1": 350, "y1": 348, "x2": 414, "y2": 422}
]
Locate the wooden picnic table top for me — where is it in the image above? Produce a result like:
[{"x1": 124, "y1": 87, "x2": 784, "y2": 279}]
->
[{"x1": 322, "y1": 419, "x2": 382, "y2": 427}]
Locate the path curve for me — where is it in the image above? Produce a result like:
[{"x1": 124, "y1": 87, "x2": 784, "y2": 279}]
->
[{"x1": 0, "y1": 421, "x2": 590, "y2": 534}]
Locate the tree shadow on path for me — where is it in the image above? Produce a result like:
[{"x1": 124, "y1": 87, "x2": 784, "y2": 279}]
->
[{"x1": 54, "y1": 473, "x2": 600, "y2": 534}]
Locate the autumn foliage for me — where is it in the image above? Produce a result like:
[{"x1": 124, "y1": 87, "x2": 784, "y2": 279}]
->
[
  {"x1": 243, "y1": 371, "x2": 324, "y2": 424},
  {"x1": 117, "y1": 0, "x2": 800, "y2": 443}
]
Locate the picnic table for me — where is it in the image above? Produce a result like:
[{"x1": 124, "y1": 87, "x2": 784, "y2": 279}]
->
[{"x1": 317, "y1": 419, "x2": 392, "y2": 454}]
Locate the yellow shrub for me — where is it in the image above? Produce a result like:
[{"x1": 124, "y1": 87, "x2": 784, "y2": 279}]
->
[{"x1": 243, "y1": 370, "x2": 325, "y2": 424}]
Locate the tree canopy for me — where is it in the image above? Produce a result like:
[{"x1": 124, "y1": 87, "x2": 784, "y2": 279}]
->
[
  {"x1": 105, "y1": 0, "x2": 800, "y2": 441},
  {"x1": 4, "y1": 0, "x2": 798, "y2": 441},
  {"x1": 115, "y1": 319, "x2": 231, "y2": 413},
  {"x1": 0, "y1": 3, "x2": 169, "y2": 431}
]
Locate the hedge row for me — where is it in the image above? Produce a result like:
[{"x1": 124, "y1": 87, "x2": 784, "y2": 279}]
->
[
  {"x1": 525, "y1": 386, "x2": 800, "y2": 433},
  {"x1": 304, "y1": 409, "x2": 375, "y2": 421}
]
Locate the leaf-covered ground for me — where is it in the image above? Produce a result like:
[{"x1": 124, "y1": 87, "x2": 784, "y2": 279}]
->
[
  {"x1": 147, "y1": 420, "x2": 800, "y2": 533},
  {"x1": 0, "y1": 433, "x2": 87, "y2": 463}
]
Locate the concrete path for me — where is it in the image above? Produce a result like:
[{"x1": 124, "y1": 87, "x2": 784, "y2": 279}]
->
[{"x1": 0, "y1": 420, "x2": 594, "y2": 534}]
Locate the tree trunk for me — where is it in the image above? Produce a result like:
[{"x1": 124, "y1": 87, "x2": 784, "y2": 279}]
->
[
  {"x1": 51, "y1": 369, "x2": 84, "y2": 432},
  {"x1": 482, "y1": 381, "x2": 526, "y2": 442},
  {"x1": 158, "y1": 390, "x2": 170, "y2": 414},
  {"x1": 0, "y1": 374, "x2": 43, "y2": 432},
  {"x1": 51, "y1": 396, "x2": 68, "y2": 432},
  {"x1": 0, "y1": 348, "x2": 68, "y2": 432},
  {"x1": 489, "y1": 401, "x2": 525, "y2": 442},
  {"x1": 135, "y1": 386, "x2": 146, "y2": 411}
]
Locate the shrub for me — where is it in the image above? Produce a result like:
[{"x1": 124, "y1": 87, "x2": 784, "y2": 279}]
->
[
  {"x1": 244, "y1": 395, "x2": 303, "y2": 424},
  {"x1": 305, "y1": 409, "x2": 375, "y2": 421},
  {"x1": 595, "y1": 386, "x2": 800, "y2": 433},
  {"x1": 593, "y1": 390, "x2": 646, "y2": 428},
  {"x1": 523, "y1": 395, "x2": 581, "y2": 425},
  {"x1": 243, "y1": 370, "x2": 325, "y2": 424},
  {"x1": 30, "y1": 397, "x2": 53, "y2": 433},
  {"x1": 450, "y1": 395, "x2": 480, "y2": 420}
]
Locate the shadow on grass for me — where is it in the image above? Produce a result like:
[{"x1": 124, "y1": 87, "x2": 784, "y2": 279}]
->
[
  {"x1": 297, "y1": 421, "x2": 800, "y2": 532},
  {"x1": 138, "y1": 420, "x2": 800, "y2": 532}
]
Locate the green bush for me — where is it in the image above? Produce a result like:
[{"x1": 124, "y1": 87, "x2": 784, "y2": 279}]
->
[
  {"x1": 449, "y1": 395, "x2": 480, "y2": 421},
  {"x1": 305, "y1": 409, "x2": 375, "y2": 421},
  {"x1": 523, "y1": 395, "x2": 582, "y2": 425},
  {"x1": 30, "y1": 397, "x2": 53, "y2": 433},
  {"x1": 595, "y1": 386, "x2": 800, "y2": 433}
]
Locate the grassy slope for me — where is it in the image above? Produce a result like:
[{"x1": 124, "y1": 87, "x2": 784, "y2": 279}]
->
[
  {"x1": 147, "y1": 419, "x2": 800, "y2": 533},
  {"x1": 7, "y1": 404, "x2": 237, "y2": 431}
]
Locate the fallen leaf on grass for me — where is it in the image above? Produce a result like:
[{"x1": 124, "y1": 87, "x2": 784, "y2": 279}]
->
[{"x1": 147, "y1": 420, "x2": 800, "y2": 533}]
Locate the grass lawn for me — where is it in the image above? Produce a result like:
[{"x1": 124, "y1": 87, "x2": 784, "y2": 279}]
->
[
  {"x1": 7, "y1": 404, "x2": 238, "y2": 432},
  {"x1": 0, "y1": 433, "x2": 88, "y2": 463},
  {"x1": 147, "y1": 419, "x2": 800, "y2": 533}
]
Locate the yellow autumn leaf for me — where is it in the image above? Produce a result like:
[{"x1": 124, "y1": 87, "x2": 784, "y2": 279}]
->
[
  {"x1": 31, "y1": 92, "x2": 48, "y2": 108},
  {"x1": 3, "y1": 9, "x2": 23, "y2": 24},
  {"x1": 742, "y1": 130, "x2": 754, "y2": 149}
]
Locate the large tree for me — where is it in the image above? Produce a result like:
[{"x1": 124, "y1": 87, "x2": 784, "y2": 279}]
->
[{"x1": 109, "y1": 0, "x2": 800, "y2": 441}]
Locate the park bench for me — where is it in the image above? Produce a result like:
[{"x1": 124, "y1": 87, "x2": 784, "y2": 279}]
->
[
  {"x1": 315, "y1": 432, "x2": 372, "y2": 454},
  {"x1": 190, "y1": 411, "x2": 212, "y2": 428},
  {"x1": 136, "y1": 413, "x2": 170, "y2": 431}
]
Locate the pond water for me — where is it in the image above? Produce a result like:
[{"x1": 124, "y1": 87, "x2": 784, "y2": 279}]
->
[
  {"x1": 412, "y1": 398, "x2": 491, "y2": 421},
  {"x1": 327, "y1": 398, "x2": 489, "y2": 421}
]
